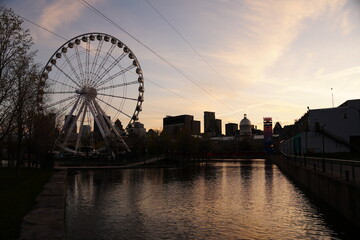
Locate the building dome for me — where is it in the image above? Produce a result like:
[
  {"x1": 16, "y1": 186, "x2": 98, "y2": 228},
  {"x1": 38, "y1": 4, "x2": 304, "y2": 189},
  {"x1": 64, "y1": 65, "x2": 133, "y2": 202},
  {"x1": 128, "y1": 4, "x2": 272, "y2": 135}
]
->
[{"x1": 239, "y1": 114, "x2": 252, "y2": 136}]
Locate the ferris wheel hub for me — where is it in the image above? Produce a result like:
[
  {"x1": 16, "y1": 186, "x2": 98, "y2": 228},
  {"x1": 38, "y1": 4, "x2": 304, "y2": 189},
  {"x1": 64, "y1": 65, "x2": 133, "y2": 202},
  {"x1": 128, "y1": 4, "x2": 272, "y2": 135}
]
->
[{"x1": 76, "y1": 86, "x2": 97, "y2": 100}]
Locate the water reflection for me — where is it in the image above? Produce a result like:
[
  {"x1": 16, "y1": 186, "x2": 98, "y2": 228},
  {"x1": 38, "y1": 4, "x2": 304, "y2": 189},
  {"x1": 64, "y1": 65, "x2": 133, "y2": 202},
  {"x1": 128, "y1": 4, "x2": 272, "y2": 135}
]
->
[{"x1": 66, "y1": 160, "x2": 350, "y2": 240}]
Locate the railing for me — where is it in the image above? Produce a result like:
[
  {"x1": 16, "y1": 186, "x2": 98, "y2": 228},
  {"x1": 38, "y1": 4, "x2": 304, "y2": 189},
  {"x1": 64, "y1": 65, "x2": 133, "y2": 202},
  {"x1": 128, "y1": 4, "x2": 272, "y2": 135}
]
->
[{"x1": 283, "y1": 154, "x2": 360, "y2": 184}]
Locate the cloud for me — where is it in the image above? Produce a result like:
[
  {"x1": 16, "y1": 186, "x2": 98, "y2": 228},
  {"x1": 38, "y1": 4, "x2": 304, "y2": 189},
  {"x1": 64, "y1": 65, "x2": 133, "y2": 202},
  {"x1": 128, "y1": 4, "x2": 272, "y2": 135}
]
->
[
  {"x1": 336, "y1": 10, "x2": 355, "y2": 35},
  {"x1": 208, "y1": 0, "x2": 346, "y2": 85},
  {"x1": 38, "y1": 0, "x2": 100, "y2": 37}
]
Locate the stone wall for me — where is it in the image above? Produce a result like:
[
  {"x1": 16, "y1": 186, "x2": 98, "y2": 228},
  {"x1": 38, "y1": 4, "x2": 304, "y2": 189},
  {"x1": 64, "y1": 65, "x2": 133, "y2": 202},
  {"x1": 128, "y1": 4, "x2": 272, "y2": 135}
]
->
[{"x1": 270, "y1": 155, "x2": 360, "y2": 228}]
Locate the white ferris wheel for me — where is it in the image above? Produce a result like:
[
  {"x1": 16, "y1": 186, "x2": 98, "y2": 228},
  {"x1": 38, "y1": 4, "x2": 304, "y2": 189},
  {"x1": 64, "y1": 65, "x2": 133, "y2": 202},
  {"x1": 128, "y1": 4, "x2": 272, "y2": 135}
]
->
[{"x1": 37, "y1": 33, "x2": 144, "y2": 156}]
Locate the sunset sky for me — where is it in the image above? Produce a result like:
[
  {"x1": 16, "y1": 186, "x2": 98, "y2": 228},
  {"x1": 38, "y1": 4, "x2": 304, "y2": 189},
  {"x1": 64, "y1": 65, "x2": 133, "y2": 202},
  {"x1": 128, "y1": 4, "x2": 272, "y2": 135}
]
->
[{"x1": 4, "y1": 0, "x2": 360, "y2": 131}]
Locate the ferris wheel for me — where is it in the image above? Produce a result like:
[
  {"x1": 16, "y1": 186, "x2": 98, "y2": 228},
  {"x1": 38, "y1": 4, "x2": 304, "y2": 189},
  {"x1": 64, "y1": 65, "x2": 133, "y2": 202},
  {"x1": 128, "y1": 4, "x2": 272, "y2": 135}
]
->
[{"x1": 37, "y1": 33, "x2": 144, "y2": 156}]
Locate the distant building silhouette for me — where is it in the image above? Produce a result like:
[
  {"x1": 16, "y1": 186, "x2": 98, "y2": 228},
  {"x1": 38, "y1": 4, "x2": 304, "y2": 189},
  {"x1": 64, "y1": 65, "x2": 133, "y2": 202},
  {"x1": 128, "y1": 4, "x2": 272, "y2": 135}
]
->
[
  {"x1": 273, "y1": 122, "x2": 282, "y2": 135},
  {"x1": 64, "y1": 115, "x2": 77, "y2": 134},
  {"x1": 163, "y1": 114, "x2": 201, "y2": 136},
  {"x1": 204, "y1": 111, "x2": 222, "y2": 136},
  {"x1": 240, "y1": 114, "x2": 252, "y2": 136},
  {"x1": 191, "y1": 120, "x2": 201, "y2": 135},
  {"x1": 129, "y1": 121, "x2": 146, "y2": 137},
  {"x1": 225, "y1": 123, "x2": 238, "y2": 136},
  {"x1": 204, "y1": 111, "x2": 215, "y2": 133},
  {"x1": 94, "y1": 115, "x2": 110, "y2": 136},
  {"x1": 263, "y1": 117, "x2": 273, "y2": 152},
  {"x1": 214, "y1": 119, "x2": 222, "y2": 136}
]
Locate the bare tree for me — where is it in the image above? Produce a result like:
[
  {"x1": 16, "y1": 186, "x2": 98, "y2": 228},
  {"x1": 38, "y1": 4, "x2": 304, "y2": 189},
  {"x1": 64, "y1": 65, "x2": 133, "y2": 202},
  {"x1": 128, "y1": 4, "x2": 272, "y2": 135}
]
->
[{"x1": 0, "y1": 6, "x2": 39, "y2": 166}]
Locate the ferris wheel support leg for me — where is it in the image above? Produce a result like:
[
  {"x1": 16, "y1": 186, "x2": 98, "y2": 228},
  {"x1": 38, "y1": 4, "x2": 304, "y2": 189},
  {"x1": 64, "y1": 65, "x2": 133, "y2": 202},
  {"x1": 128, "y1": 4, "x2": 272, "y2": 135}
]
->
[
  {"x1": 60, "y1": 96, "x2": 81, "y2": 134},
  {"x1": 62, "y1": 100, "x2": 86, "y2": 148},
  {"x1": 75, "y1": 104, "x2": 88, "y2": 151},
  {"x1": 53, "y1": 96, "x2": 81, "y2": 151},
  {"x1": 87, "y1": 99, "x2": 111, "y2": 151},
  {"x1": 92, "y1": 100, "x2": 131, "y2": 152}
]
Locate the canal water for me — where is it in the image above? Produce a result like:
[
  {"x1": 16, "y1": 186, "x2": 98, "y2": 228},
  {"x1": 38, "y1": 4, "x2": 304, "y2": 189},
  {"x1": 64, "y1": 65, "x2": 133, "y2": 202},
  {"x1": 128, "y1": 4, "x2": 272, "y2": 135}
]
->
[{"x1": 65, "y1": 159, "x2": 352, "y2": 239}]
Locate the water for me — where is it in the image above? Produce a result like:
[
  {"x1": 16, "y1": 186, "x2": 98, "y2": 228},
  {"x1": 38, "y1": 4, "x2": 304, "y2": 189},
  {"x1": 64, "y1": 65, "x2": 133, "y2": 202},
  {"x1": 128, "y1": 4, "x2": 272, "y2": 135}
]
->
[{"x1": 66, "y1": 159, "x2": 351, "y2": 239}]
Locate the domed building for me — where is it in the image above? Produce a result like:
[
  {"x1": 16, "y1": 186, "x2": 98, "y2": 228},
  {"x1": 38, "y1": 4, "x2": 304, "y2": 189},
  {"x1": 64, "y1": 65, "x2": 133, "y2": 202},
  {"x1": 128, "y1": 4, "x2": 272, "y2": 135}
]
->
[{"x1": 239, "y1": 114, "x2": 252, "y2": 136}]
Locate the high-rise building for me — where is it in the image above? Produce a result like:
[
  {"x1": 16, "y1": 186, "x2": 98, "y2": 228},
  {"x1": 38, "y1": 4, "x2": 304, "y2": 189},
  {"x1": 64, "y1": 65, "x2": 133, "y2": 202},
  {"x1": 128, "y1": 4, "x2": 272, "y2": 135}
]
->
[
  {"x1": 191, "y1": 120, "x2": 201, "y2": 135},
  {"x1": 204, "y1": 111, "x2": 215, "y2": 133},
  {"x1": 263, "y1": 117, "x2": 273, "y2": 152},
  {"x1": 225, "y1": 123, "x2": 238, "y2": 136},
  {"x1": 215, "y1": 119, "x2": 222, "y2": 136},
  {"x1": 163, "y1": 115, "x2": 201, "y2": 136},
  {"x1": 81, "y1": 125, "x2": 91, "y2": 136}
]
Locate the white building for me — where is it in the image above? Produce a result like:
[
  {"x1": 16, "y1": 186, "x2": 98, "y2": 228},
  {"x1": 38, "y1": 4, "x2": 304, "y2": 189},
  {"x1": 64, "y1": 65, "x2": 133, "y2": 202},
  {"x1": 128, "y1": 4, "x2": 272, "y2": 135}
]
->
[
  {"x1": 239, "y1": 114, "x2": 252, "y2": 136},
  {"x1": 280, "y1": 99, "x2": 360, "y2": 155}
]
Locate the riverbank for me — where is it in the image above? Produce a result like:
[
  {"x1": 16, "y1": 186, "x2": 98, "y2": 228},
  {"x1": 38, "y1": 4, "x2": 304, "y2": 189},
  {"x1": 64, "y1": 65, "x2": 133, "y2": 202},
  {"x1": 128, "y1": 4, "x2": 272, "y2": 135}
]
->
[{"x1": 0, "y1": 168, "x2": 53, "y2": 239}]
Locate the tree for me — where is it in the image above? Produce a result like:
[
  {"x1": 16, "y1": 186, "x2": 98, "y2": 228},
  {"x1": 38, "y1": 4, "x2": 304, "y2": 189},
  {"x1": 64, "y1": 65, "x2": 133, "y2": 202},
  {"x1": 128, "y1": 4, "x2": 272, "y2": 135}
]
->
[{"x1": 0, "y1": 6, "x2": 39, "y2": 166}]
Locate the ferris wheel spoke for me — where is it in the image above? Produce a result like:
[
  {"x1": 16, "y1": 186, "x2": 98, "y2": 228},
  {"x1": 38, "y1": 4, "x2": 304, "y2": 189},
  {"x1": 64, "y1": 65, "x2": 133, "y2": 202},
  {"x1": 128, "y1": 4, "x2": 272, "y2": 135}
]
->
[
  {"x1": 92, "y1": 52, "x2": 127, "y2": 86},
  {"x1": 95, "y1": 97, "x2": 132, "y2": 119},
  {"x1": 75, "y1": 104, "x2": 88, "y2": 151},
  {"x1": 58, "y1": 96, "x2": 81, "y2": 134},
  {"x1": 74, "y1": 45, "x2": 86, "y2": 85},
  {"x1": 87, "y1": 99, "x2": 110, "y2": 146},
  {"x1": 57, "y1": 97, "x2": 79, "y2": 116},
  {"x1": 97, "y1": 80, "x2": 138, "y2": 91},
  {"x1": 62, "y1": 100, "x2": 86, "y2": 147},
  {"x1": 92, "y1": 99, "x2": 130, "y2": 152},
  {"x1": 63, "y1": 53, "x2": 82, "y2": 85},
  {"x1": 43, "y1": 91, "x2": 75, "y2": 94},
  {"x1": 48, "y1": 78, "x2": 77, "y2": 90},
  {"x1": 97, "y1": 92, "x2": 138, "y2": 101},
  {"x1": 95, "y1": 64, "x2": 135, "y2": 88},
  {"x1": 44, "y1": 94, "x2": 78, "y2": 109},
  {"x1": 89, "y1": 40, "x2": 103, "y2": 83},
  {"x1": 85, "y1": 40, "x2": 91, "y2": 86},
  {"x1": 91, "y1": 44, "x2": 116, "y2": 84},
  {"x1": 53, "y1": 64, "x2": 81, "y2": 88}
]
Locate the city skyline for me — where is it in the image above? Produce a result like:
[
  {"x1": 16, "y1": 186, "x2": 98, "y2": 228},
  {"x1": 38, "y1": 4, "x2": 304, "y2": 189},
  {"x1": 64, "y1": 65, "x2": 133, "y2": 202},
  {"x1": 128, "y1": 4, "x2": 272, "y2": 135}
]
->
[{"x1": 4, "y1": 0, "x2": 360, "y2": 130}]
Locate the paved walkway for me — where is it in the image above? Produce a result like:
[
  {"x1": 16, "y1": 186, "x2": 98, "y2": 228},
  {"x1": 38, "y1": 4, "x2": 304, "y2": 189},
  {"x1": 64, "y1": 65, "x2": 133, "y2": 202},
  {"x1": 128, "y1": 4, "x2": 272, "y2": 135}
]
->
[{"x1": 19, "y1": 170, "x2": 67, "y2": 240}]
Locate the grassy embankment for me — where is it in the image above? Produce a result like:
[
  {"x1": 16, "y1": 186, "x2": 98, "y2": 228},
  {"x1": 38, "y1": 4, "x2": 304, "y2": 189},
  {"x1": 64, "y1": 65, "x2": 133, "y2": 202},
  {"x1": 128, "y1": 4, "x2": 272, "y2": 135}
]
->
[{"x1": 0, "y1": 167, "x2": 53, "y2": 240}]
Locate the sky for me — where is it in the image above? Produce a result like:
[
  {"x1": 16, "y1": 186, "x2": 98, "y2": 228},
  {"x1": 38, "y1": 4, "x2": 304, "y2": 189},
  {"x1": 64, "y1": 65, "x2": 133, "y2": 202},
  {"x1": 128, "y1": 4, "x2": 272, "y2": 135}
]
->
[{"x1": 3, "y1": 0, "x2": 360, "y2": 132}]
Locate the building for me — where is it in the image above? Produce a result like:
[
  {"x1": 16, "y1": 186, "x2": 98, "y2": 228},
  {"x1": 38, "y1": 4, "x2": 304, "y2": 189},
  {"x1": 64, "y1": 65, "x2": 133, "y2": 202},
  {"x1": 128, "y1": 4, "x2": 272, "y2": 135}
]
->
[
  {"x1": 163, "y1": 115, "x2": 200, "y2": 136},
  {"x1": 80, "y1": 125, "x2": 91, "y2": 147},
  {"x1": 191, "y1": 120, "x2": 201, "y2": 135},
  {"x1": 94, "y1": 115, "x2": 111, "y2": 136},
  {"x1": 273, "y1": 122, "x2": 282, "y2": 135},
  {"x1": 263, "y1": 117, "x2": 273, "y2": 152},
  {"x1": 225, "y1": 123, "x2": 238, "y2": 136},
  {"x1": 280, "y1": 99, "x2": 360, "y2": 155},
  {"x1": 215, "y1": 119, "x2": 222, "y2": 136},
  {"x1": 204, "y1": 111, "x2": 222, "y2": 136},
  {"x1": 204, "y1": 111, "x2": 215, "y2": 133},
  {"x1": 64, "y1": 115, "x2": 77, "y2": 134},
  {"x1": 129, "y1": 122, "x2": 146, "y2": 137},
  {"x1": 80, "y1": 125, "x2": 91, "y2": 136},
  {"x1": 239, "y1": 114, "x2": 252, "y2": 136}
]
